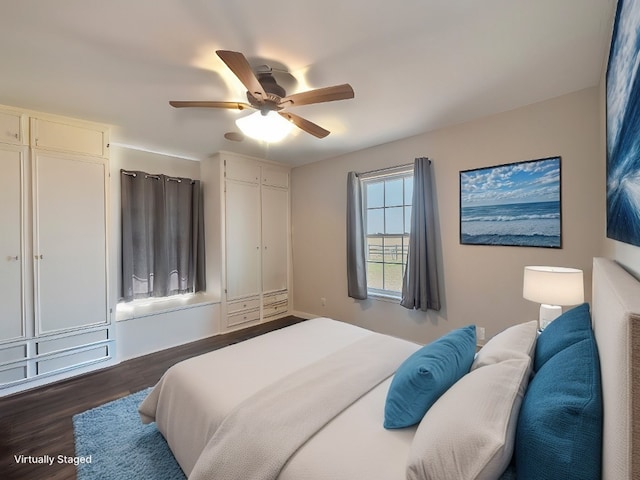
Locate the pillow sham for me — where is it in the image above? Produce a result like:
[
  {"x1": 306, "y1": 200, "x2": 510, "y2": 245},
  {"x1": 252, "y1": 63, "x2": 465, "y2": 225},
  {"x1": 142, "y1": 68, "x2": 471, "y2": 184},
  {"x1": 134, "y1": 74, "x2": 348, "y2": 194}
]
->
[
  {"x1": 515, "y1": 335, "x2": 602, "y2": 480},
  {"x1": 471, "y1": 320, "x2": 538, "y2": 370},
  {"x1": 407, "y1": 356, "x2": 532, "y2": 480},
  {"x1": 534, "y1": 302, "x2": 591, "y2": 371},
  {"x1": 383, "y1": 325, "x2": 476, "y2": 429}
]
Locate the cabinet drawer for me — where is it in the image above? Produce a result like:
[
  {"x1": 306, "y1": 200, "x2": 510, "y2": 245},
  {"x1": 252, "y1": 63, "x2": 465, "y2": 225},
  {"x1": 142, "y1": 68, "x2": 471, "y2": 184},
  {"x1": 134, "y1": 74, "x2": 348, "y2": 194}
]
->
[
  {"x1": 37, "y1": 345, "x2": 109, "y2": 375},
  {"x1": 37, "y1": 329, "x2": 108, "y2": 355},
  {"x1": 263, "y1": 291, "x2": 288, "y2": 307},
  {"x1": 227, "y1": 297, "x2": 260, "y2": 314},
  {"x1": 0, "y1": 364, "x2": 27, "y2": 384},
  {"x1": 227, "y1": 309, "x2": 260, "y2": 328},
  {"x1": 31, "y1": 117, "x2": 107, "y2": 157},
  {"x1": 263, "y1": 301, "x2": 288, "y2": 318},
  {"x1": 225, "y1": 158, "x2": 260, "y2": 183},
  {"x1": 262, "y1": 167, "x2": 289, "y2": 188},
  {"x1": 0, "y1": 110, "x2": 24, "y2": 145},
  {"x1": 0, "y1": 344, "x2": 27, "y2": 364}
]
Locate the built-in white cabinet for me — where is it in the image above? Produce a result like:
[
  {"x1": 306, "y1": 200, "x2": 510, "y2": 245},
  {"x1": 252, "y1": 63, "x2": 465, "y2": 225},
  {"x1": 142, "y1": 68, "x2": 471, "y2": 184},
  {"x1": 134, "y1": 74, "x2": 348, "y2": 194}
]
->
[
  {"x1": 218, "y1": 153, "x2": 290, "y2": 332},
  {"x1": 33, "y1": 151, "x2": 108, "y2": 334},
  {"x1": 225, "y1": 179, "x2": 262, "y2": 300},
  {"x1": 0, "y1": 144, "x2": 26, "y2": 343},
  {"x1": 261, "y1": 185, "x2": 289, "y2": 293},
  {"x1": 0, "y1": 105, "x2": 111, "y2": 395}
]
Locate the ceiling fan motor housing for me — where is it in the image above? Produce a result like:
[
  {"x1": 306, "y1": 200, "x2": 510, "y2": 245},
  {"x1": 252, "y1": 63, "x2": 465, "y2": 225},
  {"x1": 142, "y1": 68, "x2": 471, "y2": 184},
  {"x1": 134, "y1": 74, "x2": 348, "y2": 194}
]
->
[{"x1": 247, "y1": 72, "x2": 286, "y2": 113}]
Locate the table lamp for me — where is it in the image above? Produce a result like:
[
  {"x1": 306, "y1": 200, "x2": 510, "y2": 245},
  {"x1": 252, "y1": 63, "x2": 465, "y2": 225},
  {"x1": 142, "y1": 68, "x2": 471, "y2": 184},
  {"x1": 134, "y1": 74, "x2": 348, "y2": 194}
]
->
[{"x1": 523, "y1": 266, "x2": 584, "y2": 330}]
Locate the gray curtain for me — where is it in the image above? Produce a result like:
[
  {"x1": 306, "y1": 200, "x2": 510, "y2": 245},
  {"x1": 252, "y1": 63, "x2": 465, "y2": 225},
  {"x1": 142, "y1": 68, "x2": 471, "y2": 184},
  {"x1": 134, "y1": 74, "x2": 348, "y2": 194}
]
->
[
  {"x1": 401, "y1": 158, "x2": 441, "y2": 311},
  {"x1": 346, "y1": 171, "x2": 367, "y2": 300},
  {"x1": 121, "y1": 170, "x2": 205, "y2": 302}
]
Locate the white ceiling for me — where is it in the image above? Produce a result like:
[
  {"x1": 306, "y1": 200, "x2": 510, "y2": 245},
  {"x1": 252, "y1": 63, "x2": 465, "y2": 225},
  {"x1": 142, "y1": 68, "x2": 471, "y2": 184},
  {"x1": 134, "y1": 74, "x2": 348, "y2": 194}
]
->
[{"x1": 0, "y1": 0, "x2": 616, "y2": 166}]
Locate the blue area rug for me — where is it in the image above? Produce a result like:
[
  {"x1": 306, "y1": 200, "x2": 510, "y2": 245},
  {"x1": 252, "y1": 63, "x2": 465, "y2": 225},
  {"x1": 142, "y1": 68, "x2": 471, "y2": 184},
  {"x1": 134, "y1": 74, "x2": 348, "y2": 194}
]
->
[{"x1": 73, "y1": 388, "x2": 186, "y2": 480}]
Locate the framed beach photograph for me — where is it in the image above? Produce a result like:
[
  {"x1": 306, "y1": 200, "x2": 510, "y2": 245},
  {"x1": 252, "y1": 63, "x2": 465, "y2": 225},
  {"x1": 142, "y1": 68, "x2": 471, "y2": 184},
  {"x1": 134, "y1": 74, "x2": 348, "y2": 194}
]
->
[
  {"x1": 459, "y1": 156, "x2": 562, "y2": 248},
  {"x1": 606, "y1": 0, "x2": 640, "y2": 247}
]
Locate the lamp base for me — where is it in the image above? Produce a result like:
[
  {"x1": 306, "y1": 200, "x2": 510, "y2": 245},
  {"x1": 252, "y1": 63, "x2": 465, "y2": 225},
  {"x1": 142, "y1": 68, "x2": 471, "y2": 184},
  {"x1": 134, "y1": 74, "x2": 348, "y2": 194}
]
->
[{"x1": 539, "y1": 304, "x2": 562, "y2": 330}]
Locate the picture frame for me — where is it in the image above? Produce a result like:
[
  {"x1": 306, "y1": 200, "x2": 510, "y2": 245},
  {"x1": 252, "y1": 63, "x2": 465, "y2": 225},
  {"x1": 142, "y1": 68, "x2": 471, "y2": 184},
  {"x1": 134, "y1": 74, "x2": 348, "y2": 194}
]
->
[
  {"x1": 606, "y1": 0, "x2": 640, "y2": 247},
  {"x1": 459, "y1": 156, "x2": 562, "y2": 248}
]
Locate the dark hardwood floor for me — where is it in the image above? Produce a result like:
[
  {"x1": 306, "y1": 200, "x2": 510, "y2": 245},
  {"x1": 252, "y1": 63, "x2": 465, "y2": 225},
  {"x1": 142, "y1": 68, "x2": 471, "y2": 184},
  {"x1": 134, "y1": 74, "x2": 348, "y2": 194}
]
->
[{"x1": 0, "y1": 316, "x2": 305, "y2": 480}]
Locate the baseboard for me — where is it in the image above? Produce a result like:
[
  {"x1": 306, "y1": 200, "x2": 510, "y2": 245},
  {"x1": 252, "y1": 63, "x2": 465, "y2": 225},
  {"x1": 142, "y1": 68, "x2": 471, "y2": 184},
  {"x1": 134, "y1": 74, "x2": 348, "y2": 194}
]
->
[{"x1": 291, "y1": 310, "x2": 318, "y2": 320}]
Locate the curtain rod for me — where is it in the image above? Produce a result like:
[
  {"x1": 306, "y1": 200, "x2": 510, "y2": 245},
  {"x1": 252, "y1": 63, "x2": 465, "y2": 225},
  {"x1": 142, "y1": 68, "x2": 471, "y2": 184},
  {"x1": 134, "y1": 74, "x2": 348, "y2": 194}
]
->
[
  {"x1": 358, "y1": 162, "x2": 414, "y2": 179},
  {"x1": 121, "y1": 170, "x2": 195, "y2": 184}
]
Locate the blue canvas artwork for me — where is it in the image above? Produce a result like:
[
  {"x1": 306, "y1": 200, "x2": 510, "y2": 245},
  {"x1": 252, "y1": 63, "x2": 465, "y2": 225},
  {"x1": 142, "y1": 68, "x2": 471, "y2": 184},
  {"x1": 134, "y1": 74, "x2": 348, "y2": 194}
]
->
[
  {"x1": 607, "y1": 0, "x2": 640, "y2": 247},
  {"x1": 460, "y1": 157, "x2": 561, "y2": 248}
]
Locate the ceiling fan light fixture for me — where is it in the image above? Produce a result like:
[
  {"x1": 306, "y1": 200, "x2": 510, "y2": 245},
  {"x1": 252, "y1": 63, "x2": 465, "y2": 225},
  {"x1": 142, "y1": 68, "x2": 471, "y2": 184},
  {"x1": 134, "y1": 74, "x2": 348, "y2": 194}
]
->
[{"x1": 235, "y1": 111, "x2": 293, "y2": 143}]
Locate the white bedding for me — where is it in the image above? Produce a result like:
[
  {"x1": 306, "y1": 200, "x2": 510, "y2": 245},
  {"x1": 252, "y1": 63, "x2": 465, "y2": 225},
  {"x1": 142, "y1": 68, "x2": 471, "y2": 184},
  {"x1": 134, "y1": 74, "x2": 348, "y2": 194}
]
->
[{"x1": 139, "y1": 317, "x2": 420, "y2": 479}]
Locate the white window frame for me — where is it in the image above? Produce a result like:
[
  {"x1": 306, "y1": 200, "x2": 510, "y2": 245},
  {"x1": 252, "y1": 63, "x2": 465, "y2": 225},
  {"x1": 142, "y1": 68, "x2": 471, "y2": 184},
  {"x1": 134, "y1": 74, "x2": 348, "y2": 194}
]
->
[{"x1": 362, "y1": 166, "x2": 413, "y2": 299}]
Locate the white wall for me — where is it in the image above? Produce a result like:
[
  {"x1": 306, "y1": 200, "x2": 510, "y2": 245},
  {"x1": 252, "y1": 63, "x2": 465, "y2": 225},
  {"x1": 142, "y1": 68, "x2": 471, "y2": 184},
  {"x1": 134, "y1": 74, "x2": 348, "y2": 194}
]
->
[{"x1": 291, "y1": 88, "x2": 602, "y2": 345}]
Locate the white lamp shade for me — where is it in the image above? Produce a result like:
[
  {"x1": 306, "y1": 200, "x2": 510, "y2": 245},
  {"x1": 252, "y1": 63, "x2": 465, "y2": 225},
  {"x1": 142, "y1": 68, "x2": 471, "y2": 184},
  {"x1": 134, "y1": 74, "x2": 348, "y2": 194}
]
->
[
  {"x1": 523, "y1": 266, "x2": 584, "y2": 306},
  {"x1": 235, "y1": 111, "x2": 293, "y2": 143}
]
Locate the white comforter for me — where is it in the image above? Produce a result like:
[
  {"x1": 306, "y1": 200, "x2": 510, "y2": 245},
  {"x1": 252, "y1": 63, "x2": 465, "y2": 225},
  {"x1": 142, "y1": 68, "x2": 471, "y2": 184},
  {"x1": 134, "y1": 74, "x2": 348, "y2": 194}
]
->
[{"x1": 139, "y1": 318, "x2": 420, "y2": 479}]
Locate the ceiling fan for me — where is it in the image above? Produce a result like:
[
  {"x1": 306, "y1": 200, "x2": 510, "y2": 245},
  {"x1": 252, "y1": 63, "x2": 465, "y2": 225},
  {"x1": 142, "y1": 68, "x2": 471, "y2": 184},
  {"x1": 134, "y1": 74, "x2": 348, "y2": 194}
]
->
[{"x1": 169, "y1": 50, "x2": 355, "y2": 139}]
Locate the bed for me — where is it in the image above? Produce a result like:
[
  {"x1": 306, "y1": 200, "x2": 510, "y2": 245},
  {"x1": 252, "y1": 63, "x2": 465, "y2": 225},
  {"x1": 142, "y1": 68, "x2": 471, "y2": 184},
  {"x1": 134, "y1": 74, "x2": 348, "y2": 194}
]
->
[{"x1": 139, "y1": 257, "x2": 639, "y2": 480}]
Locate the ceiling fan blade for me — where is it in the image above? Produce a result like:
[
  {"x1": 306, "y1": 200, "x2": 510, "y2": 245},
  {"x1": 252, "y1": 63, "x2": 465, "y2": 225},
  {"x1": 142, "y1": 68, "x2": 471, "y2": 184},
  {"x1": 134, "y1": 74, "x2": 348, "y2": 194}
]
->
[
  {"x1": 216, "y1": 50, "x2": 267, "y2": 100},
  {"x1": 279, "y1": 111, "x2": 330, "y2": 138},
  {"x1": 279, "y1": 83, "x2": 354, "y2": 107},
  {"x1": 169, "y1": 101, "x2": 253, "y2": 110}
]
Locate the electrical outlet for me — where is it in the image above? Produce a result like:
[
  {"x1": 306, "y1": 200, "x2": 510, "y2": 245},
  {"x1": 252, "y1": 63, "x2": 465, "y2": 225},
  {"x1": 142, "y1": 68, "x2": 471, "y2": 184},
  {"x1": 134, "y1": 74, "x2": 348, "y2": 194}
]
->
[
  {"x1": 320, "y1": 297, "x2": 326, "y2": 307},
  {"x1": 477, "y1": 326, "x2": 486, "y2": 341}
]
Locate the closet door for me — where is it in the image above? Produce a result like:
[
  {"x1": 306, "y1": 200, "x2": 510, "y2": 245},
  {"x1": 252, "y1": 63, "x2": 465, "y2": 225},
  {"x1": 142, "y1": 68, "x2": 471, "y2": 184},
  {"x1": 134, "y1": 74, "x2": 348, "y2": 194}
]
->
[
  {"x1": 0, "y1": 146, "x2": 26, "y2": 341},
  {"x1": 225, "y1": 180, "x2": 261, "y2": 300},
  {"x1": 33, "y1": 151, "x2": 108, "y2": 334},
  {"x1": 261, "y1": 185, "x2": 288, "y2": 293}
]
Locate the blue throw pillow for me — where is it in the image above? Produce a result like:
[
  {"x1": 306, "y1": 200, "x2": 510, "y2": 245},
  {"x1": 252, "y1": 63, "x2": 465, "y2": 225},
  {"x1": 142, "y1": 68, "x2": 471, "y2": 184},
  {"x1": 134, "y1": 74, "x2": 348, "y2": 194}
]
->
[
  {"x1": 383, "y1": 325, "x2": 476, "y2": 429},
  {"x1": 515, "y1": 336, "x2": 602, "y2": 480},
  {"x1": 534, "y1": 303, "x2": 591, "y2": 371}
]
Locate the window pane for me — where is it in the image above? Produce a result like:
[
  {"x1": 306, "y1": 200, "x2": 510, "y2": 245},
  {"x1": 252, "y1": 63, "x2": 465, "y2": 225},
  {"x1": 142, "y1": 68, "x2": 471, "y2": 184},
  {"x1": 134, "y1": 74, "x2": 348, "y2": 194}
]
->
[
  {"x1": 364, "y1": 171, "x2": 413, "y2": 296},
  {"x1": 384, "y1": 263, "x2": 403, "y2": 293},
  {"x1": 367, "y1": 182, "x2": 384, "y2": 208},
  {"x1": 383, "y1": 237, "x2": 404, "y2": 264},
  {"x1": 385, "y1": 207, "x2": 403, "y2": 234},
  {"x1": 367, "y1": 262, "x2": 383, "y2": 290},
  {"x1": 385, "y1": 178, "x2": 403, "y2": 207},
  {"x1": 367, "y1": 209, "x2": 384, "y2": 235},
  {"x1": 367, "y1": 237, "x2": 383, "y2": 261},
  {"x1": 404, "y1": 206, "x2": 412, "y2": 234},
  {"x1": 404, "y1": 176, "x2": 413, "y2": 205}
]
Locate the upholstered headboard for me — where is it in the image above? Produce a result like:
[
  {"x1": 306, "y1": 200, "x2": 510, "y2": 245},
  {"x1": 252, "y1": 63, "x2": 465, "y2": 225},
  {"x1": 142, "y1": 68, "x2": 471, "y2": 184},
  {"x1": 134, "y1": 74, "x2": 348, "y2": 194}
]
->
[{"x1": 592, "y1": 257, "x2": 640, "y2": 480}]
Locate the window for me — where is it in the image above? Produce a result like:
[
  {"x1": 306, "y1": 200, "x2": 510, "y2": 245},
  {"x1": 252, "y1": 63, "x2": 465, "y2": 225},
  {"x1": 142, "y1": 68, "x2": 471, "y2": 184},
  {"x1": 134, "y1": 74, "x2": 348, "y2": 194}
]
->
[
  {"x1": 120, "y1": 170, "x2": 206, "y2": 302},
  {"x1": 363, "y1": 169, "x2": 413, "y2": 298}
]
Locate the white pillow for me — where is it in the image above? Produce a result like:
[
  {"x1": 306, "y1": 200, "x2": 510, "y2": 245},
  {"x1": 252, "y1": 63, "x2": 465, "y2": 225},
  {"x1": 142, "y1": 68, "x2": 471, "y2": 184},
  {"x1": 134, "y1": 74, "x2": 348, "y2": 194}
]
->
[
  {"x1": 471, "y1": 320, "x2": 538, "y2": 370},
  {"x1": 406, "y1": 357, "x2": 532, "y2": 480}
]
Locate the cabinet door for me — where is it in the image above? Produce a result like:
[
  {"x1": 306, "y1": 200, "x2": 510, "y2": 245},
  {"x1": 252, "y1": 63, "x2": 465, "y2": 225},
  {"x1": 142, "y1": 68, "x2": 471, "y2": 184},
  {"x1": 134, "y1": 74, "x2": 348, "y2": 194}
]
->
[
  {"x1": 225, "y1": 158, "x2": 260, "y2": 184},
  {"x1": 0, "y1": 146, "x2": 25, "y2": 341},
  {"x1": 262, "y1": 167, "x2": 289, "y2": 188},
  {"x1": 261, "y1": 186, "x2": 288, "y2": 293},
  {"x1": 33, "y1": 151, "x2": 108, "y2": 334},
  {"x1": 0, "y1": 110, "x2": 24, "y2": 145},
  {"x1": 225, "y1": 180, "x2": 261, "y2": 300},
  {"x1": 31, "y1": 118, "x2": 107, "y2": 157}
]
